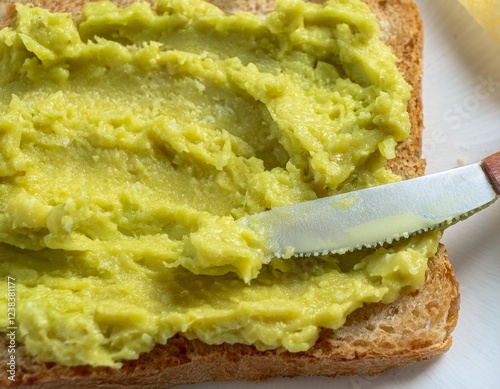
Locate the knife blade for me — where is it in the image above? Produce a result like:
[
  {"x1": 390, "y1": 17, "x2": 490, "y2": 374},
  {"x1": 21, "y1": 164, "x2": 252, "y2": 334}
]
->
[{"x1": 239, "y1": 152, "x2": 500, "y2": 258}]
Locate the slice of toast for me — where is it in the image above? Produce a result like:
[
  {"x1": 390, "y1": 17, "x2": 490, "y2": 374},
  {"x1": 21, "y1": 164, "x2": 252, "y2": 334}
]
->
[{"x1": 0, "y1": 0, "x2": 460, "y2": 387}]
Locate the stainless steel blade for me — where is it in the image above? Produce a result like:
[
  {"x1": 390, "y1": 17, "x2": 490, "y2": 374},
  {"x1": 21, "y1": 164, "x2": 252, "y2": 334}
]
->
[{"x1": 240, "y1": 162, "x2": 498, "y2": 258}]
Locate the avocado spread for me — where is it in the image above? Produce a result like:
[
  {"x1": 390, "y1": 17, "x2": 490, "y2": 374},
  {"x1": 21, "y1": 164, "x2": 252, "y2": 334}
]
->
[{"x1": 0, "y1": 0, "x2": 439, "y2": 367}]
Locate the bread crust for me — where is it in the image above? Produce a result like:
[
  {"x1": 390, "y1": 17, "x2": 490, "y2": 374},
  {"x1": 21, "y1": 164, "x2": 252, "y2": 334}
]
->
[{"x1": 0, "y1": 0, "x2": 460, "y2": 387}]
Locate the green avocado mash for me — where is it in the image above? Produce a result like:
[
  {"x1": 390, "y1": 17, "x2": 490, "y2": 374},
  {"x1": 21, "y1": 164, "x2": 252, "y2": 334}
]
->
[{"x1": 0, "y1": 0, "x2": 439, "y2": 368}]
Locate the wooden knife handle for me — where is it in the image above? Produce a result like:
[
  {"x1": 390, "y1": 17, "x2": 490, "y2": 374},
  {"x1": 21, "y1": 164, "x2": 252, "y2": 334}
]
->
[{"x1": 482, "y1": 151, "x2": 500, "y2": 195}]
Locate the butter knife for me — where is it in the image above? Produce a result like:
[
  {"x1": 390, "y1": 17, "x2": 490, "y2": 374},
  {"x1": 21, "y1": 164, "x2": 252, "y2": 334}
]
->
[{"x1": 240, "y1": 152, "x2": 500, "y2": 258}]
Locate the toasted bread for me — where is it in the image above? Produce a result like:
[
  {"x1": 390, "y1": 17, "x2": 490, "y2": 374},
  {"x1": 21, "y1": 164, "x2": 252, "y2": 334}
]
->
[{"x1": 0, "y1": 0, "x2": 460, "y2": 387}]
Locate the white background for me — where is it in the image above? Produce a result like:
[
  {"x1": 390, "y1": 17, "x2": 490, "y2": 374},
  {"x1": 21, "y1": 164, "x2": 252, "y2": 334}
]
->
[{"x1": 179, "y1": 0, "x2": 500, "y2": 387}]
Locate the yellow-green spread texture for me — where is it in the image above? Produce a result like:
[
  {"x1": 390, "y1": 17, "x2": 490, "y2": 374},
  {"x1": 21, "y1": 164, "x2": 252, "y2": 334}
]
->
[{"x1": 0, "y1": 0, "x2": 439, "y2": 367}]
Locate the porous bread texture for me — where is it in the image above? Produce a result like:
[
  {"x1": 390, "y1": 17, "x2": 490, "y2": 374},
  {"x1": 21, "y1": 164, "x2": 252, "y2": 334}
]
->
[{"x1": 0, "y1": 0, "x2": 460, "y2": 387}]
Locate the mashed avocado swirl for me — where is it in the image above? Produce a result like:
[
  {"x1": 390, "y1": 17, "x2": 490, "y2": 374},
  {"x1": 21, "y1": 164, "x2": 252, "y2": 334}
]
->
[{"x1": 0, "y1": 0, "x2": 438, "y2": 367}]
